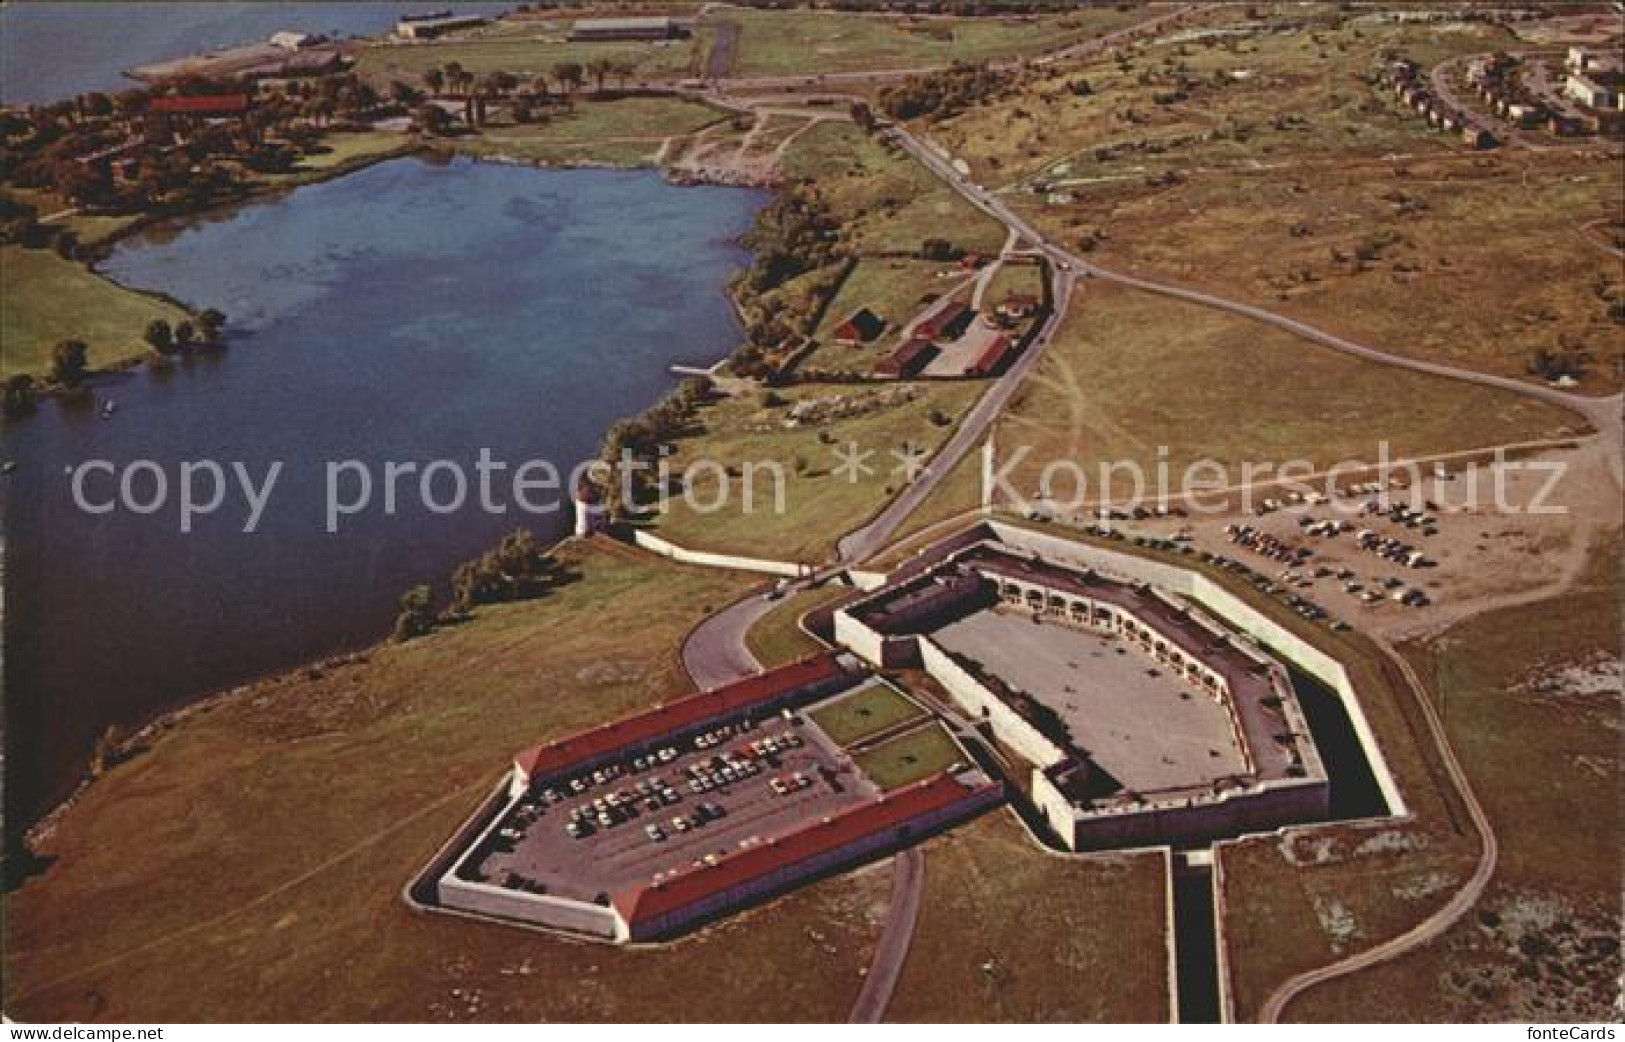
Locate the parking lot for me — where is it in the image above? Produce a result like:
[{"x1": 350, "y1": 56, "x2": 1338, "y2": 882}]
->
[{"x1": 469, "y1": 704, "x2": 881, "y2": 903}]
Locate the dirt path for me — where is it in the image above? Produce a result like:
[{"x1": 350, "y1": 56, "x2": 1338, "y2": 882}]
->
[{"x1": 1257, "y1": 637, "x2": 1499, "y2": 1023}]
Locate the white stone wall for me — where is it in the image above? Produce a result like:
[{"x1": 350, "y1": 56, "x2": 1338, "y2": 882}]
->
[{"x1": 630, "y1": 529, "x2": 808, "y2": 578}]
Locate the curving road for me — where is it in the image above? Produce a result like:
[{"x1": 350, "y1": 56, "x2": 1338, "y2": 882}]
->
[{"x1": 1257, "y1": 638, "x2": 1498, "y2": 1023}]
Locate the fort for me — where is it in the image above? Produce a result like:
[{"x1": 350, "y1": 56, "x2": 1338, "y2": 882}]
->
[
  {"x1": 835, "y1": 534, "x2": 1332, "y2": 850},
  {"x1": 419, "y1": 525, "x2": 1395, "y2": 943}
]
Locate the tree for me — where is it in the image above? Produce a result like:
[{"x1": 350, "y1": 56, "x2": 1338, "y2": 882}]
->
[
  {"x1": 173, "y1": 319, "x2": 197, "y2": 350},
  {"x1": 424, "y1": 67, "x2": 445, "y2": 95},
  {"x1": 197, "y1": 308, "x2": 226, "y2": 345},
  {"x1": 443, "y1": 61, "x2": 466, "y2": 96},
  {"x1": 413, "y1": 103, "x2": 453, "y2": 136},
  {"x1": 143, "y1": 318, "x2": 173, "y2": 354},
  {"x1": 393, "y1": 584, "x2": 436, "y2": 642},
  {"x1": 553, "y1": 62, "x2": 584, "y2": 96},
  {"x1": 3, "y1": 373, "x2": 35, "y2": 413},
  {"x1": 530, "y1": 74, "x2": 551, "y2": 99},
  {"x1": 49, "y1": 338, "x2": 88, "y2": 387}
]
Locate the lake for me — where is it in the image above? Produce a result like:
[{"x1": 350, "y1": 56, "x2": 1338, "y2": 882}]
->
[
  {"x1": 0, "y1": 2, "x2": 510, "y2": 105},
  {"x1": 1, "y1": 156, "x2": 765, "y2": 826}
]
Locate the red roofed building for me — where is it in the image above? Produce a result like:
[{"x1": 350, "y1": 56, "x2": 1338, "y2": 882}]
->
[
  {"x1": 147, "y1": 93, "x2": 252, "y2": 117},
  {"x1": 966, "y1": 333, "x2": 1013, "y2": 378},
  {"x1": 511, "y1": 651, "x2": 857, "y2": 793},
  {"x1": 831, "y1": 307, "x2": 885, "y2": 346},
  {"x1": 612, "y1": 770, "x2": 1001, "y2": 939},
  {"x1": 874, "y1": 337, "x2": 939, "y2": 379}
]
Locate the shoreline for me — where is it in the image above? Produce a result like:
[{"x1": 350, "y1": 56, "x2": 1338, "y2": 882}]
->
[{"x1": 14, "y1": 137, "x2": 785, "y2": 843}]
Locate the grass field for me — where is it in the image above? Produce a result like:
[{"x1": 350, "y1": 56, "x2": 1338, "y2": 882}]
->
[
  {"x1": 727, "y1": 7, "x2": 1144, "y2": 77},
  {"x1": 991, "y1": 281, "x2": 1586, "y2": 503},
  {"x1": 802, "y1": 257, "x2": 960, "y2": 372},
  {"x1": 809, "y1": 682, "x2": 926, "y2": 748},
  {"x1": 852, "y1": 722, "x2": 965, "y2": 790},
  {"x1": 2, "y1": 541, "x2": 915, "y2": 1022},
  {"x1": 284, "y1": 130, "x2": 417, "y2": 174},
  {"x1": 2, "y1": 246, "x2": 188, "y2": 378},
  {"x1": 455, "y1": 97, "x2": 729, "y2": 167},
  {"x1": 780, "y1": 122, "x2": 1007, "y2": 257},
  {"x1": 745, "y1": 585, "x2": 850, "y2": 668},
  {"x1": 650, "y1": 379, "x2": 984, "y2": 563},
  {"x1": 888, "y1": 813, "x2": 1171, "y2": 1021},
  {"x1": 356, "y1": 31, "x2": 700, "y2": 87},
  {"x1": 1280, "y1": 545, "x2": 1622, "y2": 1021}
]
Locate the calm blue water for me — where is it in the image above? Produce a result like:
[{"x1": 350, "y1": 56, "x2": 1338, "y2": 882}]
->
[
  {"x1": 1, "y1": 157, "x2": 764, "y2": 821},
  {"x1": 0, "y1": 2, "x2": 510, "y2": 104}
]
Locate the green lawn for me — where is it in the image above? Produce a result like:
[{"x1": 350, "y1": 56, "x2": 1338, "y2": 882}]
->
[
  {"x1": 809, "y1": 680, "x2": 926, "y2": 748},
  {"x1": 745, "y1": 584, "x2": 850, "y2": 668},
  {"x1": 852, "y1": 722, "x2": 966, "y2": 790},
  {"x1": 649, "y1": 379, "x2": 984, "y2": 563},
  {"x1": 287, "y1": 130, "x2": 416, "y2": 173},
  {"x1": 2, "y1": 246, "x2": 188, "y2": 378}
]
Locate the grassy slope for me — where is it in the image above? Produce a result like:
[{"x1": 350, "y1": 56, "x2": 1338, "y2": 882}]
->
[
  {"x1": 2, "y1": 247, "x2": 187, "y2": 378},
  {"x1": 780, "y1": 121, "x2": 1007, "y2": 257},
  {"x1": 992, "y1": 281, "x2": 1584, "y2": 501},
  {"x1": 2, "y1": 541, "x2": 898, "y2": 1022},
  {"x1": 1282, "y1": 544, "x2": 1622, "y2": 1022},
  {"x1": 649, "y1": 380, "x2": 983, "y2": 563},
  {"x1": 745, "y1": 585, "x2": 850, "y2": 668},
  {"x1": 888, "y1": 813, "x2": 1171, "y2": 1022},
  {"x1": 803, "y1": 257, "x2": 959, "y2": 373}
]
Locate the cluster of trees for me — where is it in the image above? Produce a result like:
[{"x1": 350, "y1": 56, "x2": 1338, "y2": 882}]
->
[
  {"x1": 599, "y1": 376, "x2": 713, "y2": 506},
  {"x1": 394, "y1": 528, "x2": 568, "y2": 641},
  {"x1": 878, "y1": 62, "x2": 1017, "y2": 121},
  {"x1": 143, "y1": 311, "x2": 226, "y2": 358},
  {"x1": 738, "y1": 184, "x2": 840, "y2": 295},
  {"x1": 0, "y1": 73, "x2": 392, "y2": 216},
  {"x1": 412, "y1": 56, "x2": 640, "y2": 132}
]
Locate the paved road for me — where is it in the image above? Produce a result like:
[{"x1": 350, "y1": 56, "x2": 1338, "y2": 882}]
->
[
  {"x1": 1257, "y1": 638, "x2": 1499, "y2": 1023},
  {"x1": 681, "y1": 589, "x2": 778, "y2": 690},
  {"x1": 848, "y1": 846, "x2": 924, "y2": 1023}
]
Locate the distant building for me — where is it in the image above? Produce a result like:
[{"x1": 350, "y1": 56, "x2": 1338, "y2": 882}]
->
[
  {"x1": 1461, "y1": 124, "x2": 1497, "y2": 149},
  {"x1": 269, "y1": 30, "x2": 319, "y2": 51},
  {"x1": 568, "y1": 17, "x2": 689, "y2": 42},
  {"x1": 396, "y1": 11, "x2": 487, "y2": 39},
  {"x1": 1566, "y1": 73, "x2": 1620, "y2": 112}
]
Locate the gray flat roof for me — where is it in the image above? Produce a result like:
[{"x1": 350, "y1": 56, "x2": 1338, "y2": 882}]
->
[{"x1": 931, "y1": 610, "x2": 1249, "y2": 794}]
